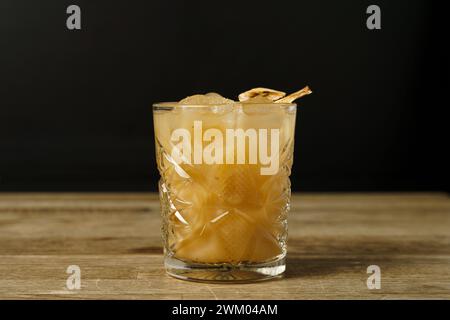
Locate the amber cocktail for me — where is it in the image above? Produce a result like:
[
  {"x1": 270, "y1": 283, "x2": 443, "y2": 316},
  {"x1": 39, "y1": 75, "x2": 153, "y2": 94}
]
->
[{"x1": 153, "y1": 87, "x2": 310, "y2": 282}]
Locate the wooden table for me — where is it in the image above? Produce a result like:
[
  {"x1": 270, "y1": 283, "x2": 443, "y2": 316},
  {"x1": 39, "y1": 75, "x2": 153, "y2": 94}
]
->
[{"x1": 0, "y1": 193, "x2": 449, "y2": 299}]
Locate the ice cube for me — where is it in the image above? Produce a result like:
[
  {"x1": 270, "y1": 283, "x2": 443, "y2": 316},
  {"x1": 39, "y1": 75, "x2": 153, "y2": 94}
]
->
[
  {"x1": 210, "y1": 105, "x2": 234, "y2": 114},
  {"x1": 179, "y1": 93, "x2": 235, "y2": 105},
  {"x1": 205, "y1": 92, "x2": 223, "y2": 98}
]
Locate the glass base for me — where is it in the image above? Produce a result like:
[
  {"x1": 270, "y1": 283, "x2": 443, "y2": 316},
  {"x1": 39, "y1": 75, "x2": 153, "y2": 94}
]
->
[{"x1": 165, "y1": 255, "x2": 286, "y2": 283}]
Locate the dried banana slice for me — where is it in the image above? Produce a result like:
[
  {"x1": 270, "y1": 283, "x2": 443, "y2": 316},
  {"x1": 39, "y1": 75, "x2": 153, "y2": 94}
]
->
[
  {"x1": 241, "y1": 95, "x2": 274, "y2": 104},
  {"x1": 238, "y1": 87, "x2": 286, "y2": 102},
  {"x1": 275, "y1": 86, "x2": 312, "y2": 103}
]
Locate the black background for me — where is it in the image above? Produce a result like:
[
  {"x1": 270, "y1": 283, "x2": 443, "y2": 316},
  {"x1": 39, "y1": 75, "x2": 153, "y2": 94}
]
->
[{"x1": 0, "y1": 0, "x2": 448, "y2": 192}]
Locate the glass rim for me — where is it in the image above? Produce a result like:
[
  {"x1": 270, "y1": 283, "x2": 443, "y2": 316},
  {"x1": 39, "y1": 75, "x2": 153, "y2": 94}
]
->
[{"x1": 153, "y1": 102, "x2": 297, "y2": 109}]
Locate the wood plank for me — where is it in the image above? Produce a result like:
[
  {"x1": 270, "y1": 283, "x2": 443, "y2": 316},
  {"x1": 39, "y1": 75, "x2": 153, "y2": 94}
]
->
[{"x1": 0, "y1": 193, "x2": 449, "y2": 299}]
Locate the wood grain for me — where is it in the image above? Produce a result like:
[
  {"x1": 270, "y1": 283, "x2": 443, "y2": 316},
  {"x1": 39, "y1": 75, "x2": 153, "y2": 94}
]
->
[{"x1": 0, "y1": 193, "x2": 449, "y2": 299}]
